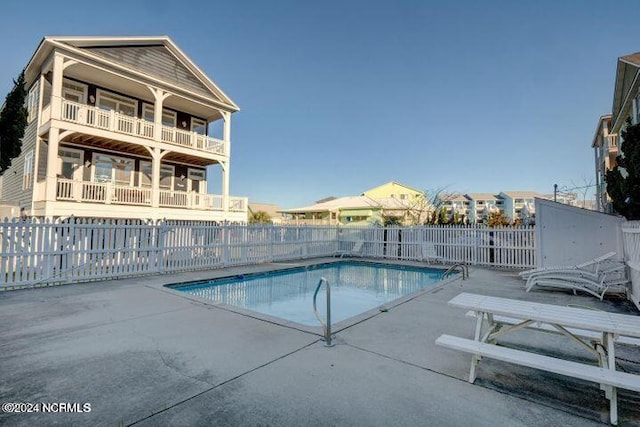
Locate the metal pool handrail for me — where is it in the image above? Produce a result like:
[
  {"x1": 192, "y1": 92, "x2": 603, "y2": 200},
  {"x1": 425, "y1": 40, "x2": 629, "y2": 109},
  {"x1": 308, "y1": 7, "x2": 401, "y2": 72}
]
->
[
  {"x1": 442, "y1": 263, "x2": 469, "y2": 280},
  {"x1": 313, "y1": 277, "x2": 334, "y2": 347}
]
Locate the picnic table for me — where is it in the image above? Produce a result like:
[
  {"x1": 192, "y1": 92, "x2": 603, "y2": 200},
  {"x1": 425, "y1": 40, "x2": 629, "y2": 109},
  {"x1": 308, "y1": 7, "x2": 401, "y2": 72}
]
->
[{"x1": 436, "y1": 292, "x2": 640, "y2": 425}]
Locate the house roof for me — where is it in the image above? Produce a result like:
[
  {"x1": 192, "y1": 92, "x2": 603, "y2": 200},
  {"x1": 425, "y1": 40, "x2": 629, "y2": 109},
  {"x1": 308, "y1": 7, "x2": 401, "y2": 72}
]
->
[
  {"x1": 465, "y1": 193, "x2": 500, "y2": 201},
  {"x1": 280, "y1": 196, "x2": 382, "y2": 214},
  {"x1": 361, "y1": 181, "x2": 423, "y2": 196},
  {"x1": 438, "y1": 193, "x2": 468, "y2": 203},
  {"x1": 499, "y1": 191, "x2": 540, "y2": 198},
  {"x1": 248, "y1": 202, "x2": 283, "y2": 218},
  {"x1": 280, "y1": 195, "x2": 419, "y2": 214},
  {"x1": 611, "y1": 52, "x2": 640, "y2": 132},
  {"x1": 591, "y1": 115, "x2": 612, "y2": 148},
  {"x1": 24, "y1": 36, "x2": 239, "y2": 112}
]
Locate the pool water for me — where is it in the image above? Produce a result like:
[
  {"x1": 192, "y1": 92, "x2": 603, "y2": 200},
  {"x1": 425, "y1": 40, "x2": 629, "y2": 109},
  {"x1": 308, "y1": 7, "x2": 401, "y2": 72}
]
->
[{"x1": 170, "y1": 261, "x2": 446, "y2": 326}]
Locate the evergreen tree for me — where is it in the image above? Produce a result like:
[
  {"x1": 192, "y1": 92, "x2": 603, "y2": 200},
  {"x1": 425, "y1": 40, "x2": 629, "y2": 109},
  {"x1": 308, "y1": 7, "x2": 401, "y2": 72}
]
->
[
  {"x1": 606, "y1": 120, "x2": 640, "y2": 220},
  {"x1": 0, "y1": 71, "x2": 28, "y2": 173}
]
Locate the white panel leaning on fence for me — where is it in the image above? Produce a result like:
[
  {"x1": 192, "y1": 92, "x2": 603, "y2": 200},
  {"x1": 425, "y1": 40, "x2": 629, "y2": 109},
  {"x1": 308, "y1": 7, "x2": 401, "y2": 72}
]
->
[{"x1": 1, "y1": 218, "x2": 535, "y2": 289}]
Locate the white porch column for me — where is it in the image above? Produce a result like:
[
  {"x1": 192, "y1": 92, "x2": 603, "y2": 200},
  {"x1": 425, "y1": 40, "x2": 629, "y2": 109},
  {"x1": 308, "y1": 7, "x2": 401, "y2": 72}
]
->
[
  {"x1": 50, "y1": 53, "x2": 64, "y2": 121},
  {"x1": 151, "y1": 148, "x2": 162, "y2": 208},
  {"x1": 221, "y1": 162, "x2": 230, "y2": 212},
  {"x1": 148, "y1": 87, "x2": 170, "y2": 142},
  {"x1": 220, "y1": 111, "x2": 232, "y2": 212},
  {"x1": 222, "y1": 111, "x2": 231, "y2": 156},
  {"x1": 44, "y1": 127, "x2": 60, "y2": 216}
]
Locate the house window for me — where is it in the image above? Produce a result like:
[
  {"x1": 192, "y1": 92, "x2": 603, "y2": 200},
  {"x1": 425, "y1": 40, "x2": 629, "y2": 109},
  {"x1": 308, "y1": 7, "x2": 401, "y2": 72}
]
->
[
  {"x1": 92, "y1": 154, "x2": 134, "y2": 186},
  {"x1": 191, "y1": 118, "x2": 207, "y2": 135},
  {"x1": 400, "y1": 194, "x2": 408, "y2": 200},
  {"x1": 58, "y1": 148, "x2": 84, "y2": 181},
  {"x1": 26, "y1": 82, "x2": 39, "y2": 123},
  {"x1": 142, "y1": 104, "x2": 177, "y2": 127},
  {"x1": 139, "y1": 161, "x2": 174, "y2": 189},
  {"x1": 96, "y1": 90, "x2": 137, "y2": 117},
  {"x1": 22, "y1": 151, "x2": 34, "y2": 189},
  {"x1": 62, "y1": 79, "x2": 87, "y2": 103},
  {"x1": 188, "y1": 168, "x2": 205, "y2": 194}
]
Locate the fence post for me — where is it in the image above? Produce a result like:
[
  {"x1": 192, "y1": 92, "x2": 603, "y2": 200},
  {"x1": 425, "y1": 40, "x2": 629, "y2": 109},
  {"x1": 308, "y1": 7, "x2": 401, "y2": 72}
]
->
[{"x1": 156, "y1": 219, "x2": 166, "y2": 274}]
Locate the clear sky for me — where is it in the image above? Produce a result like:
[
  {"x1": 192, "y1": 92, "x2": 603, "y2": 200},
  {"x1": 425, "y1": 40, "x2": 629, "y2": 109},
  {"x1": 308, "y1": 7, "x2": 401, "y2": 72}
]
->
[{"x1": 1, "y1": 0, "x2": 639, "y2": 208}]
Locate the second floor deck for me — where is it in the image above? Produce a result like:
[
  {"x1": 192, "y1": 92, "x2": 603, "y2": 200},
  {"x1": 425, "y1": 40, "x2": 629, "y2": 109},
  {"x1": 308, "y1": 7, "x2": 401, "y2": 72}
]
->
[{"x1": 41, "y1": 99, "x2": 228, "y2": 157}]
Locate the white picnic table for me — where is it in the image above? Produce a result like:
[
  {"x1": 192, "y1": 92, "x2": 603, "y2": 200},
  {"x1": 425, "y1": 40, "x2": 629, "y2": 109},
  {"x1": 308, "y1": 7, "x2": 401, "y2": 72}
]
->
[{"x1": 436, "y1": 292, "x2": 640, "y2": 425}]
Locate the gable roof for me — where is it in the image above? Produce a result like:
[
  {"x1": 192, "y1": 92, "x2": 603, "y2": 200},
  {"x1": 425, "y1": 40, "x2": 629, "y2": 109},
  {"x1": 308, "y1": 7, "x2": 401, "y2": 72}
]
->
[
  {"x1": 361, "y1": 181, "x2": 423, "y2": 196},
  {"x1": 591, "y1": 115, "x2": 612, "y2": 148},
  {"x1": 25, "y1": 36, "x2": 238, "y2": 111},
  {"x1": 611, "y1": 52, "x2": 640, "y2": 132}
]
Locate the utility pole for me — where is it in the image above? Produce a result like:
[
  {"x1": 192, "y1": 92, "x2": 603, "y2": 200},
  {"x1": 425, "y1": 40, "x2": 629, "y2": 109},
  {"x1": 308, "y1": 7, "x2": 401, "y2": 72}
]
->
[{"x1": 553, "y1": 184, "x2": 557, "y2": 202}]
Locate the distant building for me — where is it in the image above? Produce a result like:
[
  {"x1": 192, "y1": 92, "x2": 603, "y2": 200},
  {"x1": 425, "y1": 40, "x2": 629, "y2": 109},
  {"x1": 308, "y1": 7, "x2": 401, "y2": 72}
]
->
[
  {"x1": 465, "y1": 193, "x2": 503, "y2": 223},
  {"x1": 438, "y1": 193, "x2": 470, "y2": 222},
  {"x1": 591, "y1": 115, "x2": 618, "y2": 212},
  {"x1": 497, "y1": 191, "x2": 538, "y2": 221}
]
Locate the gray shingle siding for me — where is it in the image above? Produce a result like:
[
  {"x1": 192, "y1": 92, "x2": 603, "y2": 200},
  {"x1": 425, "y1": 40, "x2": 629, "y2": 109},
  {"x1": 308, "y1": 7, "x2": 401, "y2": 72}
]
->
[
  {"x1": 81, "y1": 46, "x2": 216, "y2": 100},
  {"x1": 0, "y1": 119, "x2": 38, "y2": 209}
]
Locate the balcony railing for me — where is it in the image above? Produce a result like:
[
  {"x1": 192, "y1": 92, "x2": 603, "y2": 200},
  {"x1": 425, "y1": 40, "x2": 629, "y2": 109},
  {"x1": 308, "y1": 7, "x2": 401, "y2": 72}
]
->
[
  {"x1": 58, "y1": 99, "x2": 228, "y2": 156},
  {"x1": 56, "y1": 179, "x2": 246, "y2": 212}
]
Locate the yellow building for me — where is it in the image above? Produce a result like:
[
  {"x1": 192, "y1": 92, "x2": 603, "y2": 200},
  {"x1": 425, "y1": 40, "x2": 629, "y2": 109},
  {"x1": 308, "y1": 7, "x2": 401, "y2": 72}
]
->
[{"x1": 361, "y1": 181, "x2": 423, "y2": 201}]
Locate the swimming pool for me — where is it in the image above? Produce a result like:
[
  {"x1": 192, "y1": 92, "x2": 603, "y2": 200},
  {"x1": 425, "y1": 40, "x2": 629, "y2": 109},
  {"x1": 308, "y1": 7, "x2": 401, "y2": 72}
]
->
[{"x1": 170, "y1": 261, "x2": 447, "y2": 327}]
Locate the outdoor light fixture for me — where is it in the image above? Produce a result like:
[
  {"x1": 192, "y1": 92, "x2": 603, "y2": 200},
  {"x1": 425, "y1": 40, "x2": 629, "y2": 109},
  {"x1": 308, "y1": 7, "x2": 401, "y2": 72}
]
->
[
  {"x1": 89, "y1": 95, "x2": 95, "y2": 103},
  {"x1": 85, "y1": 160, "x2": 91, "y2": 168},
  {"x1": 181, "y1": 121, "x2": 187, "y2": 127}
]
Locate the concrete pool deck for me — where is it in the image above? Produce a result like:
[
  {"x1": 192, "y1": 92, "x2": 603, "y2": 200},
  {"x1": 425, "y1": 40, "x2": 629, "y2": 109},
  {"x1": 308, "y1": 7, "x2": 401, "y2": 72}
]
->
[{"x1": 1, "y1": 259, "x2": 639, "y2": 426}]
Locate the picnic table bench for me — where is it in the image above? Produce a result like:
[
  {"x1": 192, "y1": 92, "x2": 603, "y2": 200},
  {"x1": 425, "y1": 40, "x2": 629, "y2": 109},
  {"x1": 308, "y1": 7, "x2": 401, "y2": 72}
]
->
[{"x1": 436, "y1": 292, "x2": 640, "y2": 425}]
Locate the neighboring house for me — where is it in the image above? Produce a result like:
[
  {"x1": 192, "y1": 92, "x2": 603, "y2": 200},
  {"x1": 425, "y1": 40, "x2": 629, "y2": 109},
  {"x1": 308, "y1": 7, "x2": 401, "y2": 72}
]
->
[
  {"x1": 465, "y1": 193, "x2": 503, "y2": 223},
  {"x1": 591, "y1": 115, "x2": 618, "y2": 213},
  {"x1": 280, "y1": 196, "x2": 384, "y2": 226},
  {"x1": 498, "y1": 191, "x2": 538, "y2": 221},
  {"x1": 0, "y1": 36, "x2": 247, "y2": 221},
  {"x1": 281, "y1": 181, "x2": 429, "y2": 226},
  {"x1": 611, "y1": 52, "x2": 640, "y2": 135}
]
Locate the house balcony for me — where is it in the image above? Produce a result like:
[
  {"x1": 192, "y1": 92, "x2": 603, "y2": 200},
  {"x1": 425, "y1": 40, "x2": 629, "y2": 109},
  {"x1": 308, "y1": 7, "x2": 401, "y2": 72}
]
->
[
  {"x1": 42, "y1": 100, "x2": 228, "y2": 157},
  {"x1": 55, "y1": 178, "x2": 246, "y2": 212}
]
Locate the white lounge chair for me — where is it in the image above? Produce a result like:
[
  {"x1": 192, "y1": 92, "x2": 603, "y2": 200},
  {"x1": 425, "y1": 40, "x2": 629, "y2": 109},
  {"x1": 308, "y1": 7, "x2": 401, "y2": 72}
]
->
[
  {"x1": 524, "y1": 262, "x2": 629, "y2": 300},
  {"x1": 421, "y1": 242, "x2": 444, "y2": 264},
  {"x1": 339, "y1": 240, "x2": 364, "y2": 258},
  {"x1": 519, "y1": 252, "x2": 618, "y2": 279}
]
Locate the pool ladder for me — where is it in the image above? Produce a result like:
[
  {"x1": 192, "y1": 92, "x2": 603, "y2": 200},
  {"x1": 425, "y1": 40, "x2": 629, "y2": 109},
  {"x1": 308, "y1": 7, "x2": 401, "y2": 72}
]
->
[
  {"x1": 442, "y1": 263, "x2": 469, "y2": 280},
  {"x1": 313, "y1": 277, "x2": 335, "y2": 347}
]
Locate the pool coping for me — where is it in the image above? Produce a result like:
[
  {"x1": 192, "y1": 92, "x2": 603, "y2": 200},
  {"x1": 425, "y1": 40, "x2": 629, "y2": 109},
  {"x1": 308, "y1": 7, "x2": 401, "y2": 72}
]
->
[{"x1": 150, "y1": 257, "x2": 461, "y2": 336}]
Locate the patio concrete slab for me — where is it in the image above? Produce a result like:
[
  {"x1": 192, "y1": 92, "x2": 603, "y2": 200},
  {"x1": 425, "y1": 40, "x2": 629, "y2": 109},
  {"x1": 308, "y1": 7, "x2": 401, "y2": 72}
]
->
[
  {"x1": 0, "y1": 261, "x2": 638, "y2": 426},
  {"x1": 135, "y1": 341, "x2": 600, "y2": 427}
]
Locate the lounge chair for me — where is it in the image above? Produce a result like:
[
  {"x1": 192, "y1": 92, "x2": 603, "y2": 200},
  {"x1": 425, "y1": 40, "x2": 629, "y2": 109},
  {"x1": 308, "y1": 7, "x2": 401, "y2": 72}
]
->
[
  {"x1": 519, "y1": 252, "x2": 617, "y2": 279},
  {"x1": 421, "y1": 242, "x2": 444, "y2": 264},
  {"x1": 339, "y1": 240, "x2": 364, "y2": 258},
  {"x1": 524, "y1": 258, "x2": 629, "y2": 300}
]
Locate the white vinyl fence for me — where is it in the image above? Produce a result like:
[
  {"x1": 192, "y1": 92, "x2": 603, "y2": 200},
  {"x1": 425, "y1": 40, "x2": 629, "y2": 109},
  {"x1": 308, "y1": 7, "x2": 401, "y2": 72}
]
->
[{"x1": 0, "y1": 218, "x2": 534, "y2": 289}]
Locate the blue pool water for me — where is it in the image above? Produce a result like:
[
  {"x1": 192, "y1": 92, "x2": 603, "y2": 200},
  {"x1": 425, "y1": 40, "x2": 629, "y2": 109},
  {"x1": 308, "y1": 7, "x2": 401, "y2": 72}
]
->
[{"x1": 170, "y1": 261, "x2": 445, "y2": 326}]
